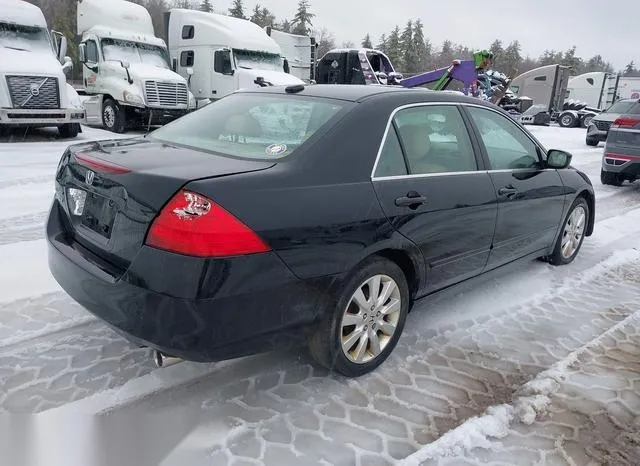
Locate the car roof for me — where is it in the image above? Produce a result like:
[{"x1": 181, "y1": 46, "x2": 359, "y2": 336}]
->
[{"x1": 237, "y1": 84, "x2": 494, "y2": 107}]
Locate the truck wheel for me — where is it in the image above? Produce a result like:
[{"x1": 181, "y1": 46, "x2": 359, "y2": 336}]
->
[
  {"x1": 58, "y1": 123, "x2": 80, "y2": 139},
  {"x1": 102, "y1": 99, "x2": 126, "y2": 133},
  {"x1": 558, "y1": 112, "x2": 575, "y2": 128},
  {"x1": 586, "y1": 137, "x2": 599, "y2": 146}
]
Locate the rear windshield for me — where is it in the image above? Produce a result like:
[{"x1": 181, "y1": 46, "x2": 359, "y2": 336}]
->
[
  {"x1": 149, "y1": 93, "x2": 346, "y2": 160},
  {"x1": 604, "y1": 101, "x2": 640, "y2": 114}
]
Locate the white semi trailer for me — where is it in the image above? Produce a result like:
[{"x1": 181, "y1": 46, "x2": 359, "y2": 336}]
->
[
  {"x1": 0, "y1": 0, "x2": 85, "y2": 138},
  {"x1": 76, "y1": 0, "x2": 195, "y2": 133}
]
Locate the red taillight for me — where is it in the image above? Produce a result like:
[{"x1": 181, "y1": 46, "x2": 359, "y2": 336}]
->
[
  {"x1": 145, "y1": 190, "x2": 271, "y2": 257},
  {"x1": 612, "y1": 117, "x2": 640, "y2": 128},
  {"x1": 75, "y1": 153, "x2": 130, "y2": 174}
]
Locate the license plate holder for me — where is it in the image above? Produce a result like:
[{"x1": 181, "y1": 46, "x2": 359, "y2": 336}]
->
[{"x1": 81, "y1": 192, "x2": 116, "y2": 239}]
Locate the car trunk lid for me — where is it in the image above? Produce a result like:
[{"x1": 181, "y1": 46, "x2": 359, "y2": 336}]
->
[{"x1": 55, "y1": 137, "x2": 275, "y2": 272}]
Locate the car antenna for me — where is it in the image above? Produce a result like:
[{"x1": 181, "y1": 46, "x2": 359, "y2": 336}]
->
[{"x1": 285, "y1": 84, "x2": 305, "y2": 94}]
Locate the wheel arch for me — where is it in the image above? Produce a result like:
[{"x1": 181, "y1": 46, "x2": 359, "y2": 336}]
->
[{"x1": 578, "y1": 189, "x2": 595, "y2": 236}]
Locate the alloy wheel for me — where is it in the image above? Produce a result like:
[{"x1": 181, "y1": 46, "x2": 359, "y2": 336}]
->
[
  {"x1": 339, "y1": 274, "x2": 401, "y2": 364},
  {"x1": 561, "y1": 205, "x2": 586, "y2": 259}
]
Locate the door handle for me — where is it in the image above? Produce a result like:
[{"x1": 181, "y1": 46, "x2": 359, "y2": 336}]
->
[
  {"x1": 395, "y1": 192, "x2": 427, "y2": 208},
  {"x1": 498, "y1": 187, "x2": 518, "y2": 197}
]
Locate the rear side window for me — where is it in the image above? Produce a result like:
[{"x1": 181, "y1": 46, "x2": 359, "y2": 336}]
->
[
  {"x1": 182, "y1": 25, "x2": 194, "y2": 39},
  {"x1": 374, "y1": 126, "x2": 407, "y2": 177},
  {"x1": 150, "y1": 94, "x2": 346, "y2": 159}
]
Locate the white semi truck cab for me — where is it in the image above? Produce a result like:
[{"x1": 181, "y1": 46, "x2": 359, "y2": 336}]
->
[
  {"x1": 0, "y1": 0, "x2": 85, "y2": 138},
  {"x1": 165, "y1": 9, "x2": 304, "y2": 107},
  {"x1": 76, "y1": 0, "x2": 195, "y2": 133}
]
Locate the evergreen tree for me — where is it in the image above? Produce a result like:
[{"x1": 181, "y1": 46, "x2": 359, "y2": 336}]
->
[
  {"x1": 502, "y1": 40, "x2": 522, "y2": 73},
  {"x1": 385, "y1": 26, "x2": 403, "y2": 71},
  {"x1": 172, "y1": 0, "x2": 193, "y2": 8},
  {"x1": 200, "y1": 0, "x2": 213, "y2": 12},
  {"x1": 376, "y1": 34, "x2": 387, "y2": 53},
  {"x1": 250, "y1": 5, "x2": 275, "y2": 27},
  {"x1": 624, "y1": 61, "x2": 638, "y2": 76},
  {"x1": 292, "y1": 0, "x2": 315, "y2": 35},
  {"x1": 362, "y1": 33, "x2": 373, "y2": 49},
  {"x1": 228, "y1": 0, "x2": 246, "y2": 19},
  {"x1": 489, "y1": 40, "x2": 503, "y2": 69},
  {"x1": 412, "y1": 19, "x2": 431, "y2": 70},
  {"x1": 438, "y1": 40, "x2": 454, "y2": 67},
  {"x1": 400, "y1": 20, "x2": 418, "y2": 73},
  {"x1": 279, "y1": 19, "x2": 291, "y2": 32}
]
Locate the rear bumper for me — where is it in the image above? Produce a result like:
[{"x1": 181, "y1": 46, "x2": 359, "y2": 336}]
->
[
  {"x1": 46, "y1": 199, "x2": 329, "y2": 362},
  {"x1": 602, "y1": 153, "x2": 640, "y2": 176},
  {"x1": 0, "y1": 107, "x2": 86, "y2": 126}
]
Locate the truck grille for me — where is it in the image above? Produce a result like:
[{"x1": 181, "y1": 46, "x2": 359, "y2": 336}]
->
[
  {"x1": 144, "y1": 81, "x2": 188, "y2": 107},
  {"x1": 6, "y1": 75, "x2": 60, "y2": 109},
  {"x1": 595, "y1": 120, "x2": 612, "y2": 132}
]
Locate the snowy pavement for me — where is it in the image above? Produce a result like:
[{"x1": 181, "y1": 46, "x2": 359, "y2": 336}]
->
[{"x1": 1, "y1": 124, "x2": 639, "y2": 465}]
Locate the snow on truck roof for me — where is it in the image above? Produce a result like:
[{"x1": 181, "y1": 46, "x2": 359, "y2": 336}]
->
[
  {"x1": 77, "y1": 0, "x2": 155, "y2": 37},
  {"x1": 169, "y1": 9, "x2": 281, "y2": 55},
  {"x1": 1, "y1": 0, "x2": 48, "y2": 28}
]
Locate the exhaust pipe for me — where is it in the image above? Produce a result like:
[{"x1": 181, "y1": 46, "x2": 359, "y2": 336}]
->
[{"x1": 154, "y1": 350, "x2": 183, "y2": 368}]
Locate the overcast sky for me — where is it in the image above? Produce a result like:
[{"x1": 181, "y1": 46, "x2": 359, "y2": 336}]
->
[{"x1": 215, "y1": 0, "x2": 638, "y2": 71}]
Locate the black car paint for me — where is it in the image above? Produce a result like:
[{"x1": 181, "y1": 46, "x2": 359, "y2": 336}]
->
[{"x1": 47, "y1": 85, "x2": 595, "y2": 363}]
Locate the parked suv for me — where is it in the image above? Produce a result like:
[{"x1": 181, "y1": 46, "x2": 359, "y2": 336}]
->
[
  {"x1": 586, "y1": 98, "x2": 640, "y2": 146},
  {"x1": 601, "y1": 114, "x2": 640, "y2": 185}
]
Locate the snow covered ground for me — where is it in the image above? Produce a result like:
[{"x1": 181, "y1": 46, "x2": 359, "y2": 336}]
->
[{"x1": 1, "y1": 124, "x2": 639, "y2": 466}]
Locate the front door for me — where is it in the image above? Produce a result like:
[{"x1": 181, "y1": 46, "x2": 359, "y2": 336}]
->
[
  {"x1": 372, "y1": 104, "x2": 498, "y2": 294},
  {"x1": 463, "y1": 105, "x2": 566, "y2": 269}
]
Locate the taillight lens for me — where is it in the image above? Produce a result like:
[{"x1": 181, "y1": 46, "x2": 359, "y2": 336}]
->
[
  {"x1": 145, "y1": 190, "x2": 271, "y2": 257},
  {"x1": 612, "y1": 117, "x2": 640, "y2": 128}
]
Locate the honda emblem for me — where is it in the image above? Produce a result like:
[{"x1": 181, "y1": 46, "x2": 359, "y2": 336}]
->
[{"x1": 85, "y1": 170, "x2": 95, "y2": 185}]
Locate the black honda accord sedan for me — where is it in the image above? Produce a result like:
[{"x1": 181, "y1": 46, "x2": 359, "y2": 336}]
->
[{"x1": 47, "y1": 84, "x2": 595, "y2": 377}]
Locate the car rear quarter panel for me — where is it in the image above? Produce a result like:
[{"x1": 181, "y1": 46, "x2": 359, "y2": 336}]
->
[{"x1": 185, "y1": 93, "x2": 427, "y2": 284}]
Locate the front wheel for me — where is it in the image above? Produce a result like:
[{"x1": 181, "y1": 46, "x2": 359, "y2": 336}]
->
[
  {"x1": 309, "y1": 257, "x2": 409, "y2": 377},
  {"x1": 548, "y1": 197, "x2": 590, "y2": 266},
  {"x1": 58, "y1": 123, "x2": 80, "y2": 139},
  {"x1": 102, "y1": 99, "x2": 126, "y2": 133},
  {"x1": 586, "y1": 137, "x2": 599, "y2": 147}
]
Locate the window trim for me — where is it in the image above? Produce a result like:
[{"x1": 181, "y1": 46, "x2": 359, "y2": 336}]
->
[
  {"x1": 460, "y1": 104, "x2": 548, "y2": 171},
  {"x1": 371, "y1": 102, "x2": 485, "y2": 181},
  {"x1": 371, "y1": 101, "x2": 553, "y2": 182}
]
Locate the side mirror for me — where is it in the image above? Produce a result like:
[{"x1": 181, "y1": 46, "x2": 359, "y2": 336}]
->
[
  {"x1": 58, "y1": 36, "x2": 68, "y2": 62},
  {"x1": 62, "y1": 56, "x2": 73, "y2": 75},
  {"x1": 214, "y1": 49, "x2": 234, "y2": 76},
  {"x1": 78, "y1": 43, "x2": 86, "y2": 63},
  {"x1": 186, "y1": 67, "x2": 194, "y2": 76},
  {"x1": 171, "y1": 57, "x2": 177, "y2": 72},
  {"x1": 547, "y1": 149, "x2": 572, "y2": 169},
  {"x1": 121, "y1": 61, "x2": 130, "y2": 69}
]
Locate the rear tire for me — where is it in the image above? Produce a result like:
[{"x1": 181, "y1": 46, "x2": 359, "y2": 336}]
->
[
  {"x1": 309, "y1": 257, "x2": 409, "y2": 377},
  {"x1": 58, "y1": 123, "x2": 80, "y2": 139},
  {"x1": 586, "y1": 137, "x2": 599, "y2": 146},
  {"x1": 548, "y1": 197, "x2": 589, "y2": 266},
  {"x1": 601, "y1": 169, "x2": 624, "y2": 186},
  {"x1": 102, "y1": 99, "x2": 126, "y2": 133}
]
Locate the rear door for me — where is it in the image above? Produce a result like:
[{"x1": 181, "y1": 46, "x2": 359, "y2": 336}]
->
[
  {"x1": 372, "y1": 103, "x2": 498, "y2": 293},
  {"x1": 462, "y1": 105, "x2": 566, "y2": 269}
]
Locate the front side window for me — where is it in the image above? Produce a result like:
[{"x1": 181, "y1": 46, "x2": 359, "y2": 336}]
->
[
  {"x1": 0, "y1": 22, "x2": 53, "y2": 54},
  {"x1": 467, "y1": 106, "x2": 540, "y2": 170},
  {"x1": 384, "y1": 105, "x2": 477, "y2": 175},
  {"x1": 180, "y1": 50, "x2": 194, "y2": 67},
  {"x1": 233, "y1": 49, "x2": 282, "y2": 72},
  {"x1": 101, "y1": 39, "x2": 170, "y2": 69},
  {"x1": 85, "y1": 40, "x2": 98, "y2": 63},
  {"x1": 149, "y1": 94, "x2": 346, "y2": 160}
]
